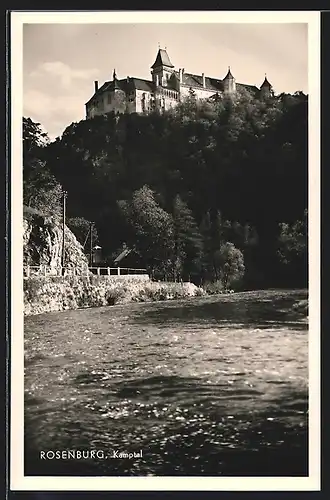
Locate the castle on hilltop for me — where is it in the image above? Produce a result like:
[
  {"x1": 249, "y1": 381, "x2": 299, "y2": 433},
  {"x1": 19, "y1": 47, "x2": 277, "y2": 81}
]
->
[{"x1": 85, "y1": 48, "x2": 273, "y2": 119}]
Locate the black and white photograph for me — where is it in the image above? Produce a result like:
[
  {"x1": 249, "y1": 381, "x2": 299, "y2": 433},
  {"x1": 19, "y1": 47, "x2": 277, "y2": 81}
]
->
[{"x1": 10, "y1": 10, "x2": 320, "y2": 491}]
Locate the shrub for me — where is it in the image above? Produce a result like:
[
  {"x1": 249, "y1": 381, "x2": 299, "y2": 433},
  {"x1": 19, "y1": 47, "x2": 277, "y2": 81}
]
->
[
  {"x1": 203, "y1": 280, "x2": 225, "y2": 295},
  {"x1": 105, "y1": 286, "x2": 128, "y2": 305}
]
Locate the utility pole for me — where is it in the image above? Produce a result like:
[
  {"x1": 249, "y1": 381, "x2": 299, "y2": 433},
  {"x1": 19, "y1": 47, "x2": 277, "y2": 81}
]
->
[
  {"x1": 90, "y1": 221, "x2": 94, "y2": 267},
  {"x1": 61, "y1": 190, "x2": 67, "y2": 275}
]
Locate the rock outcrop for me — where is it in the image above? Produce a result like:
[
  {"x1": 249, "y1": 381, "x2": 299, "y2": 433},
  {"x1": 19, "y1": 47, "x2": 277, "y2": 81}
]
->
[{"x1": 23, "y1": 206, "x2": 88, "y2": 270}]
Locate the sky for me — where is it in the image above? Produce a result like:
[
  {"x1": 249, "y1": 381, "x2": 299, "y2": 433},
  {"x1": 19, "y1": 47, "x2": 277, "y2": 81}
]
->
[{"x1": 23, "y1": 21, "x2": 308, "y2": 141}]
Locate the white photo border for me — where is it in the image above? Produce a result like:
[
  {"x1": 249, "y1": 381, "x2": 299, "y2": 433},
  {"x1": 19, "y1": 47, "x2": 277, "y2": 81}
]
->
[{"x1": 10, "y1": 10, "x2": 321, "y2": 492}]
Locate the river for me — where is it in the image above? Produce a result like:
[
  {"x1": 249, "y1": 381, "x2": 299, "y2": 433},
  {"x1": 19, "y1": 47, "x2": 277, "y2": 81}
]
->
[{"x1": 24, "y1": 289, "x2": 308, "y2": 476}]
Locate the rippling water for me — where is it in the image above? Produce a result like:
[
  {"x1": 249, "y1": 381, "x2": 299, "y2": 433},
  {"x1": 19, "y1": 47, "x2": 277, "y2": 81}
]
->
[{"x1": 24, "y1": 289, "x2": 308, "y2": 476}]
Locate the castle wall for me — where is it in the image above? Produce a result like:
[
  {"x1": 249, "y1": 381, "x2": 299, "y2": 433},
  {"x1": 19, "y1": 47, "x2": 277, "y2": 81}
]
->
[
  {"x1": 85, "y1": 48, "x2": 261, "y2": 120},
  {"x1": 135, "y1": 90, "x2": 153, "y2": 113},
  {"x1": 179, "y1": 85, "x2": 217, "y2": 100},
  {"x1": 107, "y1": 90, "x2": 127, "y2": 114},
  {"x1": 223, "y1": 80, "x2": 236, "y2": 94},
  {"x1": 155, "y1": 87, "x2": 179, "y2": 112},
  {"x1": 102, "y1": 92, "x2": 114, "y2": 114},
  {"x1": 126, "y1": 88, "x2": 137, "y2": 113},
  {"x1": 86, "y1": 72, "x2": 242, "y2": 120},
  {"x1": 86, "y1": 89, "x2": 131, "y2": 118}
]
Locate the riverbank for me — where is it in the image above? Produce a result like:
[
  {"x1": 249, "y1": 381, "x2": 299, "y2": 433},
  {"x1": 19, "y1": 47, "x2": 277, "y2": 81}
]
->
[{"x1": 23, "y1": 275, "x2": 206, "y2": 316}]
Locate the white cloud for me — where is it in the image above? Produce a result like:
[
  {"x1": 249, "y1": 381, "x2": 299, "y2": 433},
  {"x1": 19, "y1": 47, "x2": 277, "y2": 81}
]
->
[
  {"x1": 30, "y1": 61, "x2": 99, "y2": 88},
  {"x1": 24, "y1": 62, "x2": 98, "y2": 139},
  {"x1": 23, "y1": 88, "x2": 87, "y2": 140}
]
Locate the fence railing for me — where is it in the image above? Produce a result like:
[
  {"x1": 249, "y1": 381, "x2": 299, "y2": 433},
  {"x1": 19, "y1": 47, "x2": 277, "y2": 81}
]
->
[{"x1": 23, "y1": 265, "x2": 148, "y2": 278}]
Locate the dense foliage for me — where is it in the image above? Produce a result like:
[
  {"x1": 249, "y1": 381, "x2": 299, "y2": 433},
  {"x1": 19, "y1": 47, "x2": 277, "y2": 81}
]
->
[
  {"x1": 23, "y1": 117, "x2": 62, "y2": 217},
  {"x1": 23, "y1": 88, "x2": 308, "y2": 289}
]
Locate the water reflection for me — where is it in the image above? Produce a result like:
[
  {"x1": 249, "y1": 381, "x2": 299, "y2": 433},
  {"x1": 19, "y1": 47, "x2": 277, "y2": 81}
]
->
[
  {"x1": 24, "y1": 290, "x2": 308, "y2": 476},
  {"x1": 131, "y1": 289, "x2": 308, "y2": 330}
]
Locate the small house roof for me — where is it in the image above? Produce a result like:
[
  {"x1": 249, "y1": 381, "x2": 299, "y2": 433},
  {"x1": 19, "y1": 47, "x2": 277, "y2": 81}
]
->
[{"x1": 114, "y1": 248, "x2": 132, "y2": 265}]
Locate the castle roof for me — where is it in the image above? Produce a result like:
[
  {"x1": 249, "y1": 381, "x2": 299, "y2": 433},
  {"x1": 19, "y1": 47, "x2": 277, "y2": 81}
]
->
[
  {"x1": 223, "y1": 67, "x2": 234, "y2": 80},
  {"x1": 236, "y1": 83, "x2": 260, "y2": 94},
  {"x1": 85, "y1": 77, "x2": 157, "y2": 106},
  {"x1": 113, "y1": 78, "x2": 122, "y2": 90},
  {"x1": 151, "y1": 49, "x2": 174, "y2": 69},
  {"x1": 261, "y1": 75, "x2": 272, "y2": 88},
  {"x1": 85, "y1": 70, "x2": 261, "y2": 106},
  {"x1": 173, "y1": 70, "x2": 259, "y2": 96},
  {"x1": 129, "y1": 77, "x2": 155, "y2": 92},
  {"x1": 174, "y1": 70, "x2": 224, "y2": 92}
]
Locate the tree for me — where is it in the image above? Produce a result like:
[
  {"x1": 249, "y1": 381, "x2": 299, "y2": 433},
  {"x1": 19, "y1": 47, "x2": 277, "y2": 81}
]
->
[
  {"x1": 174, "y1": 88, "x2": 198, "y2": 120},
  {"x1": 199, "y1": 210, "x2": 234, "y2": 283},
  {"x1": 23, "y1": 117, "x2": 49, "y2": 152},
  {"x1": 35, "y1": 89, "x2": 307, "y2": 288},
  {"x1": 66, "y1": 217, "x2": 99, "y2": 248},
  {"x1": 23, "y1": 117, "x2": 62, "y2": 217},
  {"x1": 172, "y1": 195, "x2": 203, "y2": 281},
  {"x1": 118, "y1": 185, "x2": 174, "y2": 278},
  {"x1": 277, "y1": 210, "x2": 307, "y2": 286},
  {"x1": 213, "y1": 242, "x2": 245, "y2": 290}
]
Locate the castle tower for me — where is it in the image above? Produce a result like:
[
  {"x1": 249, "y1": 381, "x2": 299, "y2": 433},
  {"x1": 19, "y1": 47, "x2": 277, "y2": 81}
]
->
[
  {"x1": 110, "y1": 68, "x2": 126, "y2": 113},
  {"x1": 260, "y1": 74, "x2": 273, "y2": 98},
  {"x1": 223, "y1": 67, "x2": 236, "y2": 94},
  {"x1": 112, "y1": 68, "x2": 121, "y2": 89},
  {"x1": 151, "y1": 47, "x2": 174, "y2": 87}
]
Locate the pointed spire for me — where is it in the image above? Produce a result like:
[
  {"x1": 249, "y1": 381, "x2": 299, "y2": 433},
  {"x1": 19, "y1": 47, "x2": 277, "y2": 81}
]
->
[
  {"x1": 261, "y1": 73, "x2": 271, "y2": 88},
  {"x1": 111, "y1": 68, "x2": 121, "y2": 90},
  {"x1": 224, "y1": 66, "x2": 234, "y2": 80},
  {"x1": 151, "y1": 47, "x2": 174, "y2": 69}
]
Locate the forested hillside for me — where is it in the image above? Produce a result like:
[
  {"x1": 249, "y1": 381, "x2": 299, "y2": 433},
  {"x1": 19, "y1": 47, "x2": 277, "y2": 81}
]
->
[{"x1": 23, "y1": 88, "x2": 308, "y2": 289}]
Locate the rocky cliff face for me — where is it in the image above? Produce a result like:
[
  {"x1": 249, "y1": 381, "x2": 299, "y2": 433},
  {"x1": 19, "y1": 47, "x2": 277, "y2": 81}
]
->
[{"x1": 23, "y1": 207, "x2": 88, "y2": 270}]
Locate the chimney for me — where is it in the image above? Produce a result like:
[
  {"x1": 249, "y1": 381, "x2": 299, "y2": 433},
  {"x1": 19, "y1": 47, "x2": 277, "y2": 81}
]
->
[
  {"x1": 94, "y1": 80, "x2": 99, "y2": 93},
  {"x1": 202, "y1": 73, "x2": 205, "y2": 88},
  {"x1": 127, "y1": 76, "x2": 130, "y2": 83}
]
